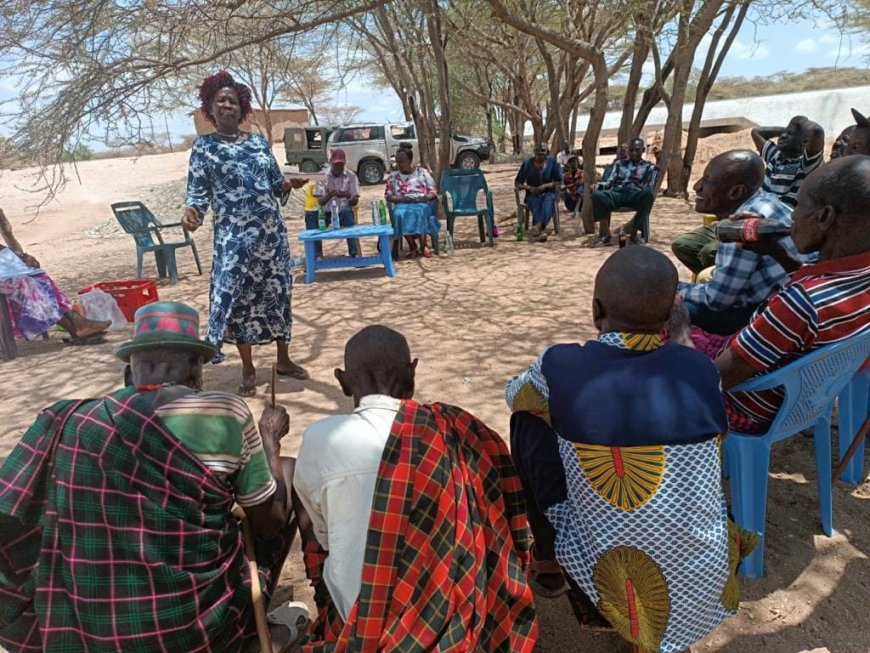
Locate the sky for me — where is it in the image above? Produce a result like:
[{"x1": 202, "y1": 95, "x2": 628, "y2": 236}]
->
[{"x1": 0, "y1": 11, "x2": 866, "y2": 146}]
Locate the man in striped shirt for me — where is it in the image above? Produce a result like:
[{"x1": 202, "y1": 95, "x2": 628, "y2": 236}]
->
[
  {"x1": 751, "y1": 115, "x2": 824, "y2": 209},
  {"x1": 672, "y1": 156, "x2": 870, "y2": 432}
]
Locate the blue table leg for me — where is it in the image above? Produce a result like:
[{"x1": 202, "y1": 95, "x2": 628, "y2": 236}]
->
[
  {"x1": 380, "y1": 235, "x2": 396, "y2": 277},
  {"x1": 304, "y1": 241, "x2": 316, "y2": 284}
]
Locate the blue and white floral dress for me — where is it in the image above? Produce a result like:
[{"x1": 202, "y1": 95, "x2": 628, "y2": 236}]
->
[{"x1": 185, "y1": 133, "x2": 293, "y2": 346}]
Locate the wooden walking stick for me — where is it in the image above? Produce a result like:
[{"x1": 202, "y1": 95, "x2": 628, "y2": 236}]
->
[
  {"x1": 242, "y1": 517, "x2": 273, "y2": 653},
  {"x1": 834, "y1": 413, "x2": 870, "y2": 484},
  {"x1": 271, "y1": 363, "x2": 277, "y2": 409}
]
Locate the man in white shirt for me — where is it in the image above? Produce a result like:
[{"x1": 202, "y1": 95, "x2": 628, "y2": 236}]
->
[{"x1": 293, "y1": 325, "x2": 538, "y2": 650}]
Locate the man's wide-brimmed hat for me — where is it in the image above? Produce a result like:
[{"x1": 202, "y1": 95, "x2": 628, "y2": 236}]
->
[
  {"x1": 116, "y1": 301, "x2": 217, "y2": 362},
  {"x1": 852, "y1": 108, "x2": 869, "y2": 128}
]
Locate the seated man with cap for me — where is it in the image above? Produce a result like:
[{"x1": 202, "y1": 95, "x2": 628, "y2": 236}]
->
[
  {"x1": 0, "y1": 302, "x2": 306, "y2": 653},
  {"x1": 304, "y1": 148, "x2": 360, "y2": 258}
]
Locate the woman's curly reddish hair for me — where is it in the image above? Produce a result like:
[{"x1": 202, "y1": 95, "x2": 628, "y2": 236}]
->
[{"x1": 197, "y1": 70, "x2": 253, "y2": 127}]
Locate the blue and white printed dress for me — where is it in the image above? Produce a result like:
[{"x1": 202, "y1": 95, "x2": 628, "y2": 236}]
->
[{"x1": 185, "y1": 133, "x2": 293, "y2": 346}]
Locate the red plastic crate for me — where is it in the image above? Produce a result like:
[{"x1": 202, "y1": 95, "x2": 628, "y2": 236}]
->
[{"x1": 79, "y1": 279, "x2": 159, "y2": 322}]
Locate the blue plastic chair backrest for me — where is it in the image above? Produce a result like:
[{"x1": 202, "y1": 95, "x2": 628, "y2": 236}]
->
[
  {"x1": 729, "y1": 330, "x2": 870, "y2": 437},
  {"x1": 440, "y1": 169, "x2": 487, "y2": 212},
  {"x1": 111, "y1": 201, "x2": 160, "y2": 248}
]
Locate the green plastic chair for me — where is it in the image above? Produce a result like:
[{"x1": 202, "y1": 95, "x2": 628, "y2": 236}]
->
[
  {"x1": 111, "y1": 201, "x2": 202, "y2": 285},
  {"x1": 440, "y1": 169, "x2": 495, "y2": 246}
]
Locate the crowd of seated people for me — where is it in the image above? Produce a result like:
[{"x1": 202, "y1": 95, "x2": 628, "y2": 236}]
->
[{"x1": 2, "y1": 107, "x2": 869, "y2": 653}]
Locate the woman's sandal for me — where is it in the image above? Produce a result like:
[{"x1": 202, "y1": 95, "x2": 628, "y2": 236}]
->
[
  {"x1": 528, "y1": 553, "x2": 570, "y2": 598},
  {"x1": 266, "y1": 601, "x2": 310, "y2": 653},
  {"x1": 422, "y1": 247, "x2": 433, "y2": 258},
  {"x1": 237, "y1": 373, "x2": 257, "y2": 397},
  {"x1": 275, "y1": 362, "x2": 310, "y2": 381}
]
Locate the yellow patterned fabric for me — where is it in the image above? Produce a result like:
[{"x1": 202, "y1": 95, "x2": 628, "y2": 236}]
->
[
  {"x1": 593, "y1": 546, "x2": 671, "y2": 652},
  {"x1": 574, "y1": 444, "x2": 666, "y2": 512}
]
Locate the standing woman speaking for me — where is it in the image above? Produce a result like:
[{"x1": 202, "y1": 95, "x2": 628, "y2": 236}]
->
[{"x1": 182, "y1": 70, "x2": 309, "y2": 396}]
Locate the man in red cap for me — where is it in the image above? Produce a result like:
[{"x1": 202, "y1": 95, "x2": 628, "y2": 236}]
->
[{"x1": 305, "y1": 148, "x2": 361, "y2": 258}]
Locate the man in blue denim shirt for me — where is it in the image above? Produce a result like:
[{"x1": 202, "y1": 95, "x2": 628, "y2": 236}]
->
[{"x1": 674, "y1": 150, "x2": 799, "y2": 335}]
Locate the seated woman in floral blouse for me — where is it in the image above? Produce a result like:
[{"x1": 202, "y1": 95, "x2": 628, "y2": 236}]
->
[{"x1": 384, "y1": 148, "x2": 440, "y2": 259}]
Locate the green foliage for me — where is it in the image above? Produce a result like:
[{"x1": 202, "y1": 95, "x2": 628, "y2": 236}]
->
[{"x1": 61, "y1": 144, "x2": 94, "y2": 162}]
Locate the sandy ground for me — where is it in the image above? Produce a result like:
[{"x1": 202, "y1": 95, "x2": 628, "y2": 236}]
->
[{"x1": 1, "y1": 150, "x2": 868, "y2": 653}]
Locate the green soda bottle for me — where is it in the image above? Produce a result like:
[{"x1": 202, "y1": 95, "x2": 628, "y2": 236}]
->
[
  {"x1": 378, "y1": 199, "x2": 388, "y2": 225},
  {"x1": 317, "y1": 205, "x2": 327, "y2": 231},
  {"x1": 516, "y1": 218, "x2": 525, "y2": 241}
]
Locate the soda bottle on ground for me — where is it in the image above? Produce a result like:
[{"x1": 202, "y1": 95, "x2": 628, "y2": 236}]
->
[
  {"x1": 715, "y1": 216, "x2": 791, "y2": 243},
  {"x1": 618, "y1": 229, "x2": 627, "y2": 249},
  {"x1": 516, "y1": 219, "x2": 525, "y2": 241},
  {"x1": 317, "y1": 205, "x2": 327, "y2": 231}
]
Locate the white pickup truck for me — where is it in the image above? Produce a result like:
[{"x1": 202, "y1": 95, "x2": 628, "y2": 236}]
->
[{"x1": 326, "y1": 122, "x2": 493, "y2": 185}]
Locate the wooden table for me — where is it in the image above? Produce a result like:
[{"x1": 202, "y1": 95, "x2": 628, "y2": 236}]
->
[{"x1": 297, "y1": 224, "x2": 396, "y2": 284}]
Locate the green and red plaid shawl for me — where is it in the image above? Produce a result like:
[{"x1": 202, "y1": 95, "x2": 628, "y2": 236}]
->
[
  {"x1": 0, "y1": 387, "x2": 259, "y2": 653},
  {"x1": 303, "y1": 399, "x2": 539, "y2": 653}
]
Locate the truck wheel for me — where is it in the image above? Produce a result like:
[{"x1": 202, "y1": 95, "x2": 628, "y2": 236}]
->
[
  {"x1": 455, "y1": 151, "x2": 481, "y2": 169},
  {"x1": 300, "y1": 159, "x2": 320, "y2": 173},
  {"x1": 358, "y1": 159, "x2": 385, "y2": 185}
]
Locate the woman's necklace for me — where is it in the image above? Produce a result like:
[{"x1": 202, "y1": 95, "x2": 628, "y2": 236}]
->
[{"x1": 214, "y1": 128, "x2": 241, "y2": 141}]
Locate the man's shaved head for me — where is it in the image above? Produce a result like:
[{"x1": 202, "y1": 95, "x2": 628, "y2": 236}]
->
[
  {"x1": 693, "y1": 150, "x2": 765, "y2": 216},
  {"x1": 593, "y1": 247, "x2": 678, "y2": 333},
  {"x1": 791, "y1": 155, "x2": 870, "y2": 257},
  {"x1": 336, "y1": 325, "x2": 417, "y2": 405}
]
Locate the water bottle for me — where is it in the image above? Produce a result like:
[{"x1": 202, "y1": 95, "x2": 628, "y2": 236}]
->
[
  {"x1": 715, "y1": 216, "x2": 791, "y2": 243},
  {"x1": 371, "y1": 199, "x2": 378, "y2": 226},
  {"x1": 317, "y1": 205, "x2": 327, "y2": 231},
  {"x1": 330, "y1": 199, "x2": 340, "y2": 231},
  {"x1": 445, "y1": 231, "x2": 455, "y2": 257},
  {"x1": 378, "y1": 199, "x2": 388, "y2": 225}
]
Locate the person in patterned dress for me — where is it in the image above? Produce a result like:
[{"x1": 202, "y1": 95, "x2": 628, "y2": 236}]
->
[
  {"x1": 506, "y1": 247, "x2": 753, "y2": 653},
  {"x1": 182, "y1": 70, "x2": 308, "y2": 396}
]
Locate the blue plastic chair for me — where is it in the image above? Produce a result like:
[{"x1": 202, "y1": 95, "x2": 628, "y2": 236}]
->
[
  {"x1": 439, "y1": 169, "x2": 495, "y2": 247},
  {"x1": 111, "y1": 201, "x2": 202, "y2": 286},
  {"x1": 723, "y1": 331, "x2": 870, "y2": 577},
  {"x1": 837, "y1": 369, "x2": 870, "y2": 484}
]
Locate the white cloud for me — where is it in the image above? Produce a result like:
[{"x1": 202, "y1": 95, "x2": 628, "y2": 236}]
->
[
  {"x1": 793, "y1": 38, "x2": 817, "y2": 54},
  {"x1": 731, "y1": 41, "x2": 771, "y2": 61},
  {"x1": 820, "y1": 33, "x2": 842, "y2": 45}
]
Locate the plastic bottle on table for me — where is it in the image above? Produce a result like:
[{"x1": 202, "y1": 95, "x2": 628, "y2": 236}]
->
[
  {"x1": 378, "y1": 200, "x2": 388, "y2": 225},
  {"x1": 330, "y1": 199, "x2": 340, "y2": 230},
  {"x1": 715, "y1": 216, "x2": 791, "y2": 243},
  {"x1": 317, "y1": 205, "x2": 327, "y2": 231},
  {"x1": 371, "y1": 199, "x2": 378, "y2": 226}
]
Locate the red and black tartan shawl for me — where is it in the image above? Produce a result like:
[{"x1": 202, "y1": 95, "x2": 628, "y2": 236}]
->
[
  {"x1": 304, "y1": 399, "x2": 539, "y2": 653},
  {"x1": 0, "y1": 387, "x2": 259, "y2": 653}
]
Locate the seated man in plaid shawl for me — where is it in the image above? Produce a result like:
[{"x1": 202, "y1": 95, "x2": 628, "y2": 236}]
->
[
  {"x1": 292, "y1": 325, "x2": 539, "y2": 652},
  {"x1": 0, "y1": 302, "x2": 305, "y2": 653}
]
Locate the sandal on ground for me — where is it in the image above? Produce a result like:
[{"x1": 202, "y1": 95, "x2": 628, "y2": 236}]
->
[
  {"x1": 61, "y1": 335, "x2": 108, "y2": 346},
  {"x1": 536, "y1": 232, "x2": 549, "y2": 243},
  {"x1": 210, "y1": 351, "x2": 227, "y2": 365},
  {"x1": 267, "y1": 601, "x2": 310, "y2": 653},
  {"x1": 407, "y1": 249, "x2": 419, "y2": 259},
  {"x1": 528, "y1": 553, "x2": 570, "y2": 598},
  {"x1": 422, "y1": 247, "x2": 433, "y2": 258},
  {"x1": 591, "y1": 235, "x2": 613, "y2": 247},
  {"x1": 237, "y1": 377, "x2": 257, "y2": 398},
  {"x1": 566, "y1": 588, "x2": 615, "y2": 632},
  {"x1": 276, "y1": 362, "x2": 310, "y2": 380}
]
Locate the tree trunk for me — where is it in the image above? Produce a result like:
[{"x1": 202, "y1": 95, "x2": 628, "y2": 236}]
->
[
  {"x1": 426, "y1": 0, "x2": 452, "y2": 182},
  {"x1": 618, "y1": 31, "x2": 650, "y2": 145},
  {"x1": 679, "y1": 0, "x2": 749, "y2": 192}
]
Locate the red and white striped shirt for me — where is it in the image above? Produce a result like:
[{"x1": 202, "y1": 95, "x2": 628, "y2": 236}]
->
[{"x1": 726, "y1": 250, "x2": 870, "y2": 431}]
